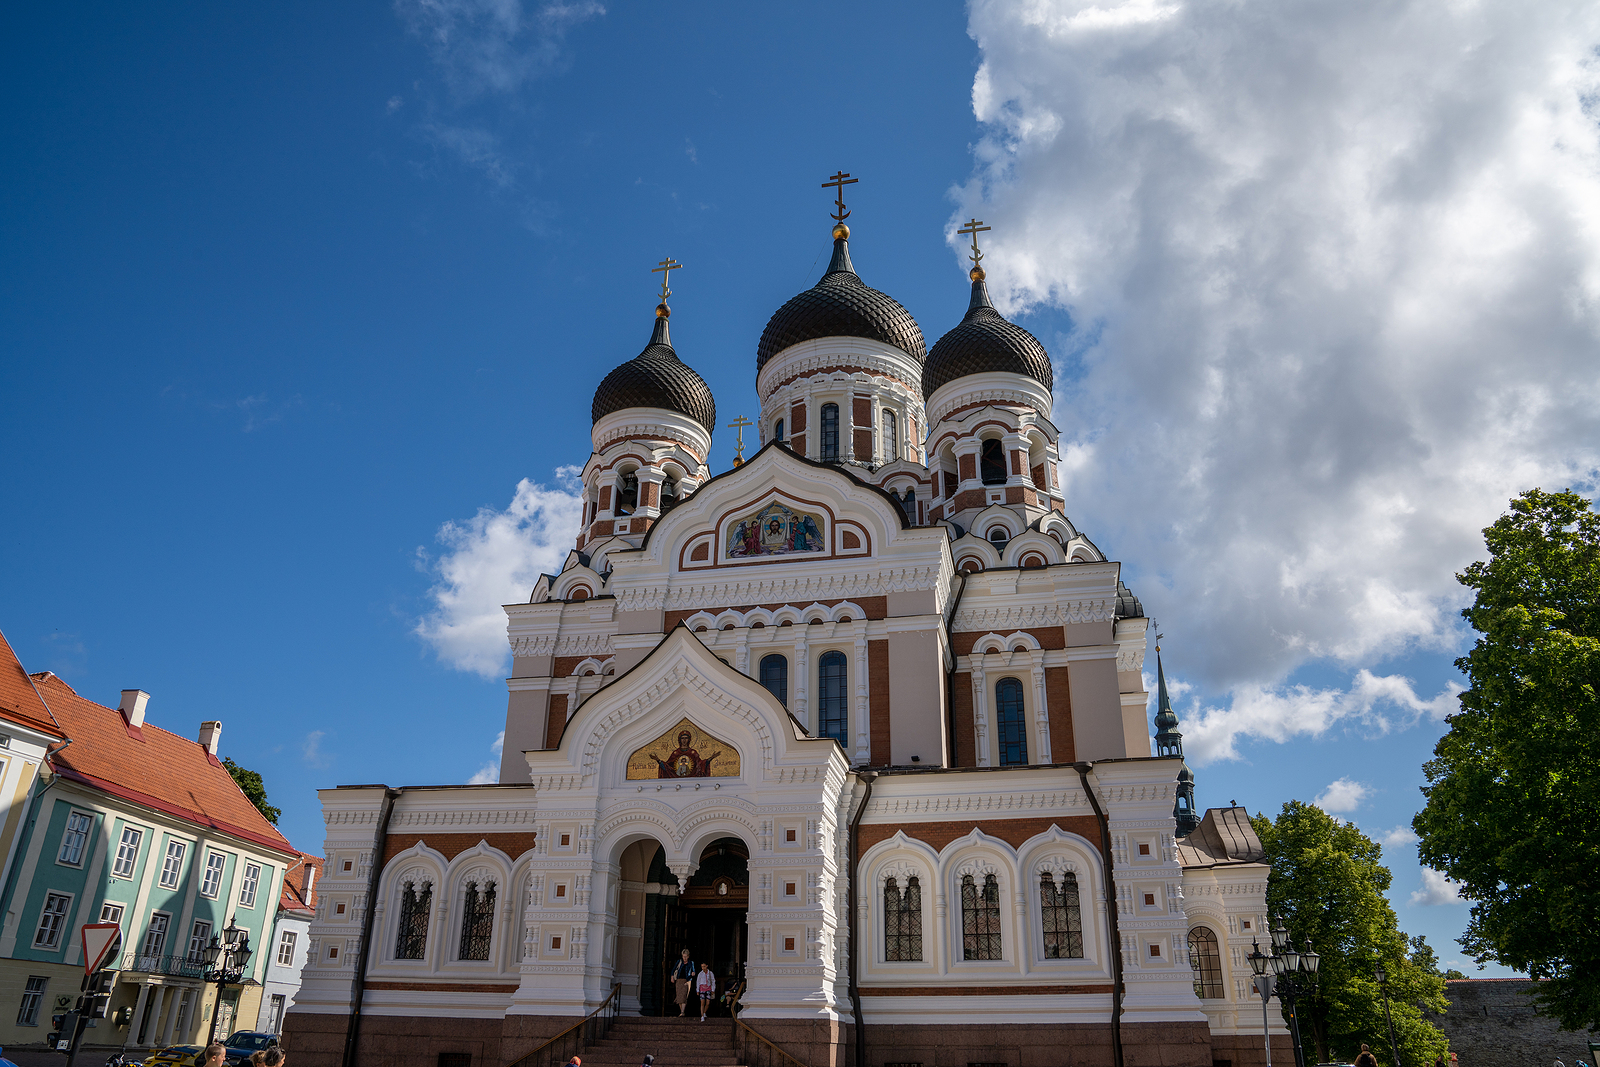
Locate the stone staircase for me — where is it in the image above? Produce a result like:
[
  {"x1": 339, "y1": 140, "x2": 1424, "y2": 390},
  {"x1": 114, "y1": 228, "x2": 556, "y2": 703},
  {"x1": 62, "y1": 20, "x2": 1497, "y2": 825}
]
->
[{"x1": 574, "y1": 1015, "x2": 745, "y2": 1067}]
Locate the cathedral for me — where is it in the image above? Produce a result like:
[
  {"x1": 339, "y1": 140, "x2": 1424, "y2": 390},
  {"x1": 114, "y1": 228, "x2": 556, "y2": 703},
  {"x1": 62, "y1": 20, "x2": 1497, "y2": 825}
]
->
[{"x1": 283, "y1": 183, "x2": 1288, "y2": 1067}]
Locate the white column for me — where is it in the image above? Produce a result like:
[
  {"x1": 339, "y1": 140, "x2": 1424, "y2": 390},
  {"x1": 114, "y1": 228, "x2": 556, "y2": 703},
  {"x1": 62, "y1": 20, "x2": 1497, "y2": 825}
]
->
[
  {"x1": 146, "y1": 988, "x2": 170, "y2": 1047},
  {"x1": 160, "y1": 988, "x2": 185, "y2": 1045},
  {"x1": 971, "y1": 662, "x2": 990, "y2": 767},
  {"x1": 793, "y1": 633, "x2": 810, "y2": 729},
  {"x1": 853, "y1": 629, "x2": 870, "y2": 765},
  {"x1": 1032, "y1": 658, "x2": 1052, "y2": 764},
  {"x1": 127, "y1": 983, "x2": 151, "y2": 1047},
  {"x1": 870, "y1": 396, "x2": 883, "y2": 465}
]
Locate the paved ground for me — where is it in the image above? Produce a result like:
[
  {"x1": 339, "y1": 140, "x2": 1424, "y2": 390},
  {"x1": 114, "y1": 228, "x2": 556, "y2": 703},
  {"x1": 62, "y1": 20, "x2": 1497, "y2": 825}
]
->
[{"x1": 2, "y1": 1046, "x2": 139, "y2": 1067}]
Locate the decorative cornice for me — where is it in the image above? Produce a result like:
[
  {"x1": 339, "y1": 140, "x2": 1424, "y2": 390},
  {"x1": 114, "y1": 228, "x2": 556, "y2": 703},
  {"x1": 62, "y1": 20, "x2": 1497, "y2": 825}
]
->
[
  {"x1": 614, "y1": 566, "x2": 947, "y2": 614},
  {"x1": 952, "y1": 599, "x2": 1114, "y2": 632},
  {"x1": 865, "y1": 790, "x2": 1088, "y2": 817}
]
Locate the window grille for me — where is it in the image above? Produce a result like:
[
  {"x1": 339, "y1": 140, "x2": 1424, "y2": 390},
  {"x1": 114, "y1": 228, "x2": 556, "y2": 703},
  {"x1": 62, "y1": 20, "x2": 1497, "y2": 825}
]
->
[
  {"x1": 1189, "y1": 926, "x2": 1225, "y2": 998},
  {"x1": 201, "y1": 852, "x2": 226, "y2": 898},
  {"x1": 33, "y1": 893, "x2": 70, "y2": 950},
  {"x1": 17, "y1": 976, "x2": 46, "y2": 1026},
  {"x1": 458, "y1": 881, "x2": 496, "y2": 961},
  {"x1": 995, "y1": 678, "x2": 1028, "y2": 766},
  {"x1": 980, "y1": 439, "x2": 1007, "y2": 485},
  {"x1": 961, "y1": 873, "x2": 1002, "y2": 960},
  {"x1": 817, "y1": 650, "x2": 848, "y2": 744},
  {"x1": 1040, "y1": 872, "x2": 1084, "y2": 958},
  {"x1": 239, "y1": 862, "x2": 261, "y2": 906},
  {"x1": 58, "y1": 812, "x2": 92, "y2": 865},
  {"x1": 821, "y1": 404, "x2": 840, "y2": 461},
  {"x1": 883, "y1": 875, "x2": 922, "y2": 961},
  {"x1": 395, "y1": 881, "x2": 432, "y2": 959},
  {"x1": 159, "y1": 840, "x2": 186, "y2": 888},
  {"x1": 277, "y1": 930, "x2": 298, "y2": 966},
  {"x1": 112, "y1": 826, "x2": 142, "y2": 878},
  {"x1": 760, "y1": 655, "x2": 788, "y2": 708}
]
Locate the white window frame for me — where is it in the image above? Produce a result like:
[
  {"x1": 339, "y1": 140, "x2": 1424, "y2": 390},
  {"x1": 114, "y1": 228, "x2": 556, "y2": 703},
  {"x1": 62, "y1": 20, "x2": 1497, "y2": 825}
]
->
[
  {"x1": 99, "y1": 902, "x2": 125, "y2": 927},
  {"x1": 32, "y1": 891, "x2": 73, "y2": 950},
  {"x1": 276, "y1": 930, "x2": 297, "y2": 967},
  {"x1": 17, "y1": 975, "x2": 47, "y2": 1026},
  {"x1": 188, "y1": 919, "x2": 213, "y2": 963},
  {"x1": 238, "y1": 862, "x2": 261, "y2": 907},
  {"x1": 200, "y1": 851, "x2": 226, "y2": 898},
  {"x1": 141, "y1": 912, "x2": 170, "y2": 964},
  {"x1": 159, "y1": 839, "x2": 187, "y2": 889},
  {"x1": 112, "y1": 826, "x2": 143, "y2": 879},
  {"x1": 57, "y1": 811, "x2": 93, "y2": 867}
]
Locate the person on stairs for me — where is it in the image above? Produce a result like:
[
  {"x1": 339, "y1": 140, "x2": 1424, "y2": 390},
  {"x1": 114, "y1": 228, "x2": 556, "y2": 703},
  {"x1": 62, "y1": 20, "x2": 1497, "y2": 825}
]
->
[
  {"x1": 696, "y1": 961, "x2": 717, "y2": 1021},
  {"x1": 671, "y1": 948, "x2": 696, "y2": 1016}
]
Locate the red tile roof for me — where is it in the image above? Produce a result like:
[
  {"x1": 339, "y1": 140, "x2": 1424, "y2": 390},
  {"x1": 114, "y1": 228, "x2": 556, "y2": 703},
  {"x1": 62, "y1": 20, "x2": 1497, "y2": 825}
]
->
[
  {"x1": 0, "y1": 630, "x2": 67, "y2": 740},
  {"x1": 26, "y1": 671, "x2": 295, "y2": 857},
  {"x1": 279, "y1": 853, "x2": 322, "y2": 916}
]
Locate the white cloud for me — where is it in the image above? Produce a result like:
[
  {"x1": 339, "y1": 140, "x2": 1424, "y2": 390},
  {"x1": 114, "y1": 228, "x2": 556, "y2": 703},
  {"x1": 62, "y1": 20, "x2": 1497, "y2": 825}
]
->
[
  {"x1": 415, "y1": 470, "x2": 584, "y2": 678},
  {"x1": 1381, "y1": 826, "x2": 1420, "y2": 847},
  {"x1": 962, "y1": 0, "x2": 1600, "y2": 741},
  {"x1": 467, "y1": 730, "x2": 506, "y2": 785},
  {"x1": 395, "y1": 0, "x2": 604, "y2": 98},
  {"x1": 1313, "y1": 777, "x2": 1371, "y2": 813},
  {"x1": 1410, "y1": 866, "x2": 1465, "y2": 906},
  {"x1": 302, "y1": 730, "x2": 331, "y2": 769}
]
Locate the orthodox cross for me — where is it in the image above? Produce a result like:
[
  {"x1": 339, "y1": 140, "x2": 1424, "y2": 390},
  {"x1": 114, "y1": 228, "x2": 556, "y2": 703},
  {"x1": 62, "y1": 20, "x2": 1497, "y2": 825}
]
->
[
  {"x1": 957, "y1": 218, "x2": 991, "y2": 269},
  {"x1": 651, "y1": 256, "x2": 682, "y2": 302},
  {"x1": 727, "y1": 416, "x2": 753, "y2": 466},
  {"x1": 822, "y1": 171, "x2": 859, "y2": 222}
]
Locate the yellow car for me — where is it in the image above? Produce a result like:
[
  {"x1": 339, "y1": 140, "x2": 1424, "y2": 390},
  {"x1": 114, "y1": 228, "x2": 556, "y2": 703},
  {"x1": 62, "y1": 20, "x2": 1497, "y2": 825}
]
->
[{"x1": 143, "y1": 1044, "x2": 206, "y2": 1067}]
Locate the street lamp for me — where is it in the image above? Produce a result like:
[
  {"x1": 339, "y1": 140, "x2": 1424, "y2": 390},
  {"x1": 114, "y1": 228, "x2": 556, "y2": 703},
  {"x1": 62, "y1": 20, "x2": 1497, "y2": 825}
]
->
[
  {"x1": 1258, "y1": 921, "x2": 1320, "y2": 1067},
  {"x1": 202, "y1": 918, "x2": 253, "y2": 1046},
  {"x1": 1248, "y1": 941, "x2": 1275, "y2": 1067},
  {"x1": 1375, "y1": 963, "x2": 1401, "y2": 1067}
]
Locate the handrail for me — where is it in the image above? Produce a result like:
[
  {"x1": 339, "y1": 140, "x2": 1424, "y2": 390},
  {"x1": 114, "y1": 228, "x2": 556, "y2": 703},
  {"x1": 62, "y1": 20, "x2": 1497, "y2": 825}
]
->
[
  {"x1": 726, "y1": 978, "x2": 747, "y2": 1047},
  {"x1": 505, "y1": 983, "x2": 622, "y2": 1067},
  {"x1": 734, "y1": 1016, "x2": 810, "y2": 1067}
]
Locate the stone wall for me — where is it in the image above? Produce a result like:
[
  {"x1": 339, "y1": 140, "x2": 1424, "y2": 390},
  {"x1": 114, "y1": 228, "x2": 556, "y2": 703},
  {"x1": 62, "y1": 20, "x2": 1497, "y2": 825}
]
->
[{"x1": 1423, "y1": 979, "x2": 1599, "y2": 1067}]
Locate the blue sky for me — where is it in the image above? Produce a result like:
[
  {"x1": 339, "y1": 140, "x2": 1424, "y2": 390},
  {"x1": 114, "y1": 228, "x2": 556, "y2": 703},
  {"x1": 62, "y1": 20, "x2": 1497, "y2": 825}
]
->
[{"x1": 6, "y1": 0, "x2": 1599, "y2": 977}]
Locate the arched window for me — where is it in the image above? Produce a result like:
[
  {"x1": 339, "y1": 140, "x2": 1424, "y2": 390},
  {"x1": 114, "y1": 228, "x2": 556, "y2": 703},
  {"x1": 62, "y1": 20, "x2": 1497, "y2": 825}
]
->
[
  {"x1": 980, "y1": 439, "x2": 1007, "y2": 485},
  {"x1": 995, "y1": 678, "x2": 1028, "y2": 766},
  {"x1": 760, "y1": 654, "x2": 788, "y2": 708},
  {"x1": 961, "y1": 872, "x2": 1002, "y2": 960},
  {"x1": 1189, "y1": 926, "x2": 1225, "y2": 999},
  {"x1": 884, "y1": 875, "x2": 922, "y2": 961},
  {"x1": 882, "y1": 409, "x2": 898, "y2": 463},
  {"x1": 900, "y1": 487, "x2": 916, "y2": 526},
  {"x1": 661, "y1": 477, "x2": 679, "y2": 510},
  {"x1": 618, "y1": 471, "x2": 639, "y2": 513},
  {"x1": 988, "y1": 526, "x2": 1010, "y2": 550},
  {"x1": 395, "y1": 880, "x2": 431, "y2": 959},
  {"x1": 458, "y1": 881, "x2": 496, "y2": 961},
  {"x1": 817, "y1": 650, "x2": 848, "y2": 744},
  {"x1": 821, "y1": 404, "x2": 840, "y2": 461},
  {"x1": 1040, "y1": 872, "x2": 1084, "y2": 958},
  {"x1": 774, "y1": 418, "x2": 785, "y2": 443}
]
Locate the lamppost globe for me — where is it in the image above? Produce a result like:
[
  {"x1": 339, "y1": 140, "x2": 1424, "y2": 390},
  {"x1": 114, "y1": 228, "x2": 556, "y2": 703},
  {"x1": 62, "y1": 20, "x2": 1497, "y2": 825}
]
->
[
  {"x1": 202, "y1": 934, "x2": 223, "y2": 969},
  {"x1": 1374, "y1": 963, "x2": 1387, "y2": 984},
  {"x1": 1284, "y1": 944, "x2": 1302, "y2": 973},
  {"x1": 1302, "y1": 949, "x2": 1320, "y2": 976},
  {"x1": 234, "y1": 936, "x2": 252, "y2": 970},
  {"x1": 1249, "y1": 941, "x2": 1269, "y2": 977},
  {"x1": 1269, "y1": 952, "x2": 1288, "y2": 978},
  {"x1": 1271, "y1": 922, "x2": 1289, "y2": 952}
]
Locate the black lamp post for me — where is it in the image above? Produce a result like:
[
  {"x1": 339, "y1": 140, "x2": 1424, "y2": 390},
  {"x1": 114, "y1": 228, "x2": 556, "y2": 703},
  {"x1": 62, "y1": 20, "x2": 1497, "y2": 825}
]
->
[
  {"x1": 1374, "y1": 963, "x2": 1401, "y2": 1067},
  {"x1": 202, "y1": 918, "x2": 254, "y2": 1046},
  {"x1": 1248, "y1": 940, "x2": 1275, "y2": 1067},
  {"x1": 1260, "y1": 921, "x2": 1320, "y2": 1067}
]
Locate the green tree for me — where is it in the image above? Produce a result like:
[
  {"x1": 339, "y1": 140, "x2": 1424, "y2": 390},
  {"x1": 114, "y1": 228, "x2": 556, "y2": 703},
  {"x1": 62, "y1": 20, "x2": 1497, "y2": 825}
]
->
[
  {"x1": 1253, "y1": 802, "x2": 1448, "y2": 1067},
  {"x1": 224, "y1": 757, "x2": 281, "y2": 825},
  {"x1": 1414, "y1": 488, "x2": 1600, "y2": 1031}
]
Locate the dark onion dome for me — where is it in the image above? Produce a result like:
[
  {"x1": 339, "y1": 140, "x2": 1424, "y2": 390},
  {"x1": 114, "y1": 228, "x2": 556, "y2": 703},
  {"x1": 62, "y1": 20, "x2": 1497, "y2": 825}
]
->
[
  {"x1": 755, "y1": 232, "x2": 926, "y2": 372},
  {"x1": 591, "y1": 308, "x2": 716, "y2": 430},
  {"x1": 922, "y1": 272, "x2": 1052, "y2": 397}
]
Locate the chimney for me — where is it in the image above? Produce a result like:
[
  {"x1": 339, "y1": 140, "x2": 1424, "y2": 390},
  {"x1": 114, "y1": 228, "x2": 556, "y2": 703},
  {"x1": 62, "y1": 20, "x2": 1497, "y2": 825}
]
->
[
  {"x1": 198, "y1": 720, "x2": 222, "y2": 756},
  {"x1": 119, "y1": 690, "x2": 149, "y2": 729}
]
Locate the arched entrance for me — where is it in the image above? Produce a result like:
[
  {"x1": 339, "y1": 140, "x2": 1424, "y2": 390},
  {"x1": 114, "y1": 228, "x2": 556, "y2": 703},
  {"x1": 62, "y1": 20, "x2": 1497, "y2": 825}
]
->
[{"x1": 637, "y1": 838, "x2": 748, "y2": 1016}]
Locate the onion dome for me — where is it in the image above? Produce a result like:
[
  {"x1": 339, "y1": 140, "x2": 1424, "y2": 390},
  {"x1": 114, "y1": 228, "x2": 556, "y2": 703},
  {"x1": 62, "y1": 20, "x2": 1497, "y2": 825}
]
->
[
  {"x1": 922, "y1": 272, "x2": 1052, "y2": 397},
  {"x1": 591, "y1": 306, "x2": 716, "y2": 430},
  {"x1": 756, "y1": 231, "x2": 926, "y2": 372}
]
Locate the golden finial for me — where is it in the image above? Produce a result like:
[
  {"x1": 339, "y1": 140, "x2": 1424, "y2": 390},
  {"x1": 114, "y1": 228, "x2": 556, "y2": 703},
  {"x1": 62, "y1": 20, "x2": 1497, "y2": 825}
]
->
[
  {"x1": 727, "y1": 415, "x2": 753, "y2": 466},
  {"x1": 651, "y1": 256, "x2": 682, "y2": 316},
  {"x1": 957, "y1": 218, "x2": 991, "y2": 281},
  {"x1": 822, "y1": 170, "x2": 859, "y2": 238}
]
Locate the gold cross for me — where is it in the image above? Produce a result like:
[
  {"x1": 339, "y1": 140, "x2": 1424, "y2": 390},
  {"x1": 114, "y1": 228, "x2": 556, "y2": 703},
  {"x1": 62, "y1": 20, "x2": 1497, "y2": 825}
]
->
[
  {"x1": 957, "y1": 218, "x2": 991, "y2": 268},
  {"x1": 822, "y1": 171, "x2": 859, "y2": 222},
  {"x1": 651, "y1": 257, "x2": 682, "y2": 301},
  {"x1": 727, "y1": 415, "x2": 753, "y2": 466}
]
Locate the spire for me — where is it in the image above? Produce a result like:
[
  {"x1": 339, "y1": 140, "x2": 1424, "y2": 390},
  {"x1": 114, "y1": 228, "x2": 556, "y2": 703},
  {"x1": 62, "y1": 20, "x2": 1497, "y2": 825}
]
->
[
  {"x1": 646, "y1": 256, "x2": 681, "y2": 354},
  {"x1": 967, "y1": 273, "x2": 995, "y2": 314},
  {"x1": 821, "y1": 170, "x2": 860, "y2": 277},
  {"x1": 1152, "y1": 639, "x2": 1200, "y2": 838},
  {"x1": 1154, "y1": 647, "x2": 1180, "y2": 739}
]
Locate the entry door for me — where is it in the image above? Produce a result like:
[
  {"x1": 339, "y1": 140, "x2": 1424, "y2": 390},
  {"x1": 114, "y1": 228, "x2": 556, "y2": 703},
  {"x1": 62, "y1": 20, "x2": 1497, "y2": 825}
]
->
[{"x1": 662, "y1": 902, "x2": 688, "y2": 1013}]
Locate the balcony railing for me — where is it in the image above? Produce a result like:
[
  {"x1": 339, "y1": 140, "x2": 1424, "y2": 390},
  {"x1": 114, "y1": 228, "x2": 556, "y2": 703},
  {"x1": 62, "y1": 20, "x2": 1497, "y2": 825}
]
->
[{"x1": 122, "y1": 952, "x2": 207, "y2": 978}]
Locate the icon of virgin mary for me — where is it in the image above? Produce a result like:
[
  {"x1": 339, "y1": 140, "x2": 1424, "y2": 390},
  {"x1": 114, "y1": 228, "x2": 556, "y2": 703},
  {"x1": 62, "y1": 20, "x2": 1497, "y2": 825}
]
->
[{"x1": 647, "y1": 731, "x2": 723, "y2": 778}]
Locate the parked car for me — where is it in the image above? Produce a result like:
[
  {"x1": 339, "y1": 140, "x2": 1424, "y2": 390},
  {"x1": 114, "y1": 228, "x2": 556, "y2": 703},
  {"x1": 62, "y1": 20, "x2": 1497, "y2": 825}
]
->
[
  {"x1": 222, "y1": 1031, "x2": 279, "y2": 1065},
  {"x1": 142, "y1": 1045, "x2": 204, "y2": 1067}
]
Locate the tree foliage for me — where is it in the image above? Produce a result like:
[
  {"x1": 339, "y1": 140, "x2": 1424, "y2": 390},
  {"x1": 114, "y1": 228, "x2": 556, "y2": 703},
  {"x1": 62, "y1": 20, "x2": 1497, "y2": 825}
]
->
[
  {"x1": 1414, "y1": 488, "x2": 1600, "y2": 1031},
  {"x1": 1254, "y1": 802, "x2": 1448, "y2": 1067},
  {"x1": 224, "y1": 757, "x2": 281, "y2": 825}
]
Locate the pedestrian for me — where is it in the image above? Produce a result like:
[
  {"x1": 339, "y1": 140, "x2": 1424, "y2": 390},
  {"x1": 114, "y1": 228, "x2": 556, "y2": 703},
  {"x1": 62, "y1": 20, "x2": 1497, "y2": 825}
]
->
[
  {"x1": 671, "y1": 948, "x2": 696, "y2": 1017},
  {"x1": 641, "y1": 1058, "x2": 654, "y2": 1067},
  {"x1": 203, "y1": 1046, "x2": 227, "y2": 1067},
  {"x1": 263, "y1": 1050, "x2": 286, "y2": 1067},
  {"x1": 563, "y1": 1057, "x2": 580, "y2": 1067},
  {"x1": 250, "y1": 1053, "x2": 266, "y2": 1067},
  {"x1": 1354, "y1": 1044, "x2": 1378, "y2": 1067},
  {"x1": 696, "y1": 961, "x2": 717, "y2": 1021}
]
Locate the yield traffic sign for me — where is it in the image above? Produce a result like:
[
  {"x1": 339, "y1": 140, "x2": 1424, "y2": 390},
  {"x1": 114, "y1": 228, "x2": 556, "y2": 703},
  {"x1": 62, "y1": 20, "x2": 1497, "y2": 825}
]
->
[{"x1": 80, "y1": 922, "x2": 121, "y2": 976}]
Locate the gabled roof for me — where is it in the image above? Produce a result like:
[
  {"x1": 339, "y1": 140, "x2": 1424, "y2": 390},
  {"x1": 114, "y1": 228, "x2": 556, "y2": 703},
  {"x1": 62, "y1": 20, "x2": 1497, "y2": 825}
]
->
[
  {"x1": 1177, "y1": 806, "x2": 1267, "y2": 869},
  {"x1": 279, "y1": 852, "x2": 322, "y2": 916},
  {"x1": 0, "y1": 630, "x2": 67, "y2": 740},
  {"x1": 27, "y1": 672, "x2": 295, "y2": 857}
]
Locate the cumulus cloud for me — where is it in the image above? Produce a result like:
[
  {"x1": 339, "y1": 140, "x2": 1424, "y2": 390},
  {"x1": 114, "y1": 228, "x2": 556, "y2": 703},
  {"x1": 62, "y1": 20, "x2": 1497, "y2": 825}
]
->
[
  {"x1": 302, "y1": 730, "x2": 331, "y2": 769},
  {"x1": 467, "y1": 730, "x2": 506, "y2": 785},
  {"x1": 961, "y1": 0, "x2": 1600, "y2": 743},
  {"x1": 1313, "y1": 777, "x2": 1371, "y2": 813},
  {"x1": 1410, "y1": 866, "x2": 1465, "y2": 906},
  {"x1": 1380, "y1": 826, "x2": 1420, "y2": 847},
  {"x1": 415, "y1": 470, "x2": 584, "y2": 678}
]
